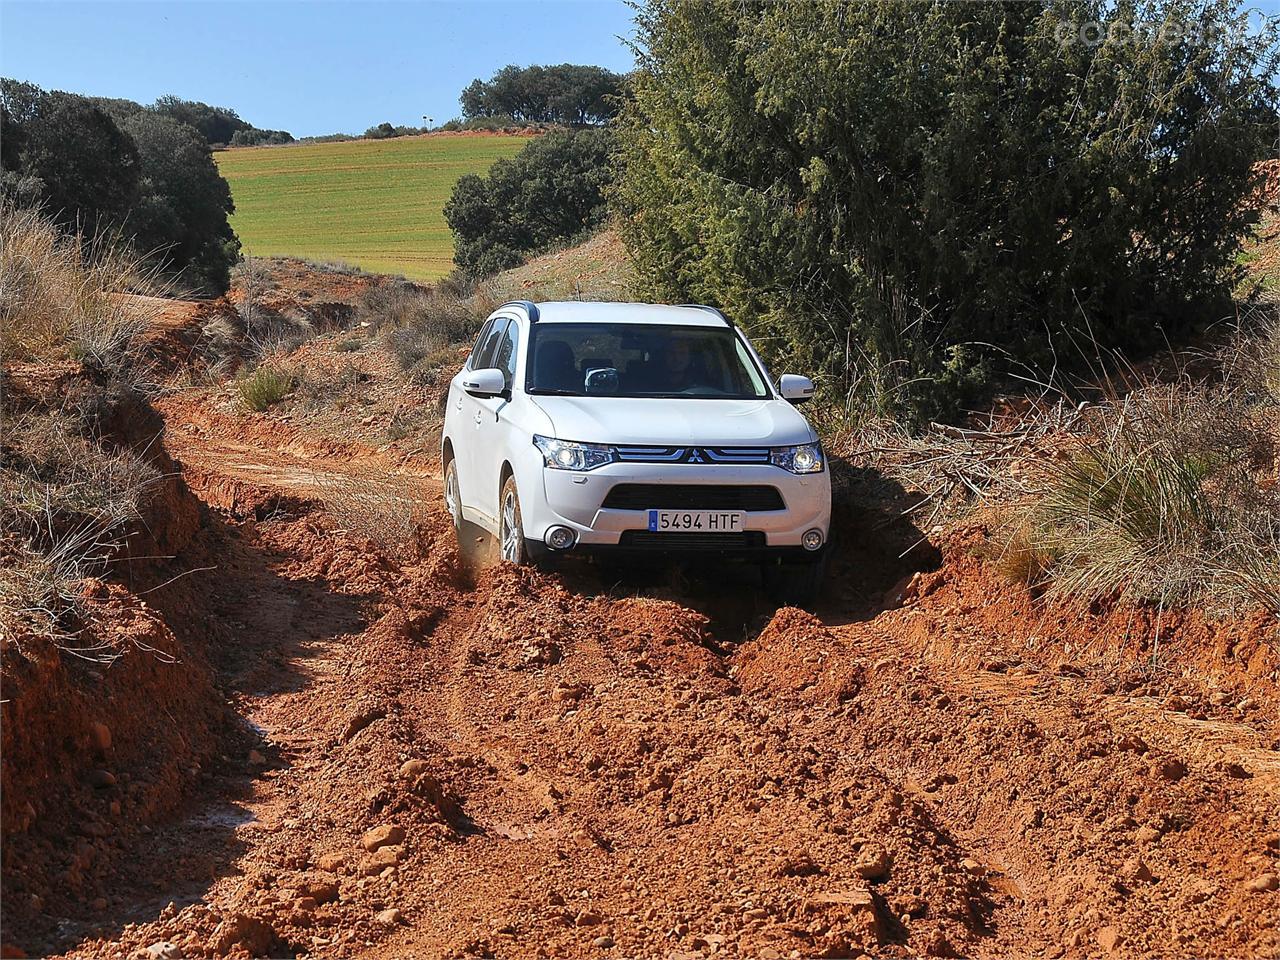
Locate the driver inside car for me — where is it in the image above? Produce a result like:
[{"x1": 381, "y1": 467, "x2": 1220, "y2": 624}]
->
[{"x1": 652, "y1": 336, "x2": 708, "y2": 393}]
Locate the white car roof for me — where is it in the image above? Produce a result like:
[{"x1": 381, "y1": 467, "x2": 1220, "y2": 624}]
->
[{"x1": 518, "y1": 301, "x2": 731, "y2": 328}]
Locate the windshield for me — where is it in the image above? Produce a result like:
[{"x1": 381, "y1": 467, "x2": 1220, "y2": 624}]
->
[{"x1": 525, "y1": 323, "x2": 771, "y2": 399}]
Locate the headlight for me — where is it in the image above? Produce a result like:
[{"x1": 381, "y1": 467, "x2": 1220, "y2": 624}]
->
[
  {"x1": 533, "y1": 435, "x2": 615, "y2": 471},
  {"x1": 771, "y1": 442, "x2": 824, "y2": 474}
]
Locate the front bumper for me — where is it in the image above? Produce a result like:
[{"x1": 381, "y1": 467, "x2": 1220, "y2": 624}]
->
[{"x1": 523, "y1": 462, "x2": 832, "y2": 555}]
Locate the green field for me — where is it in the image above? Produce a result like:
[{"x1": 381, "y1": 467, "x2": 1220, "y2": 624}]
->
[{"x1": 215, "y1": 134, "x2": 532, "y2": 280}]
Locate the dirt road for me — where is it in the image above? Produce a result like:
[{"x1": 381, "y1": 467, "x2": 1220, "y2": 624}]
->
[{"x1": 11, "y1": 377, "x2": 1279, "y2": 960}]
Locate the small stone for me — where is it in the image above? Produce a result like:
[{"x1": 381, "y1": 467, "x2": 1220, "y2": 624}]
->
[
  {"x1": 342, "y1": 708, "x2": 385, "y2": 742},
  {"x1": 960, "y1": 858, "x2": 985, "y2": 877},
  {"x1": 87, "y1": 769, "x2": 117, "y2": 789},
  {"x1": 90, "y1": 721, "x2": 112, "y2": 752},
  {"x1": 143, "y1": 942, "x2": 184, "y2": 960},
  {"x1": 1135, "y1": 825, "x2": 1161, "y2": 844},
  {"x1": 316, "y1": 852, "x2": 347, "y2": 873},
  {"x1": 301, "y1": 879, "x2": 339, "y2": 903},
  {"x1": 248, "y1": 750, "x2": 266, "y2": 765},
  {"x1": 375, "y1": 908, "x2": 403, "y2": 925},
  {"x1": 360, "y1": 846, "x2": 404, "y2": 875},
  {"x1": 774, "y1": 853, "x2": 820, "y2": 877},
  {"x1": 1246, "y1": 874, "x2": 1279, "y2": 893},
  {"x1": 398, "y1": 759, "x2": 430, "y2": 779},
  {"x1": 210, "y1": 914, "x2": 276, "y2": 956},
  {"x1": 1096, "y1": 925, "x2": 1123, "y2": 952},
  {"x1": 592, "y1": 936, "x2": 614, "y2": 949},
  {"x1": 853, "y1": 841, "x2": 891, "y2": 881},
  {"x1": 575, "y1": 910, "x2": 602, "y2": 927},
  {"x1": 1121, "y1": 858, "x2": 1153, "y2": 884},
  {"x1": 361, "y1": 824, "x2": 405, "y2": 852}
]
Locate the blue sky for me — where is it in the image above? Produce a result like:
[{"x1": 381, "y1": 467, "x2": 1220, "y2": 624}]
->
[{"x1": 0, "y1": 0, "x2": 639, "y2": 136}]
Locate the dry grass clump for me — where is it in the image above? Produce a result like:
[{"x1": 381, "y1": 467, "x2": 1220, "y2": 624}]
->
[
  {"x1": 1008, "y1": 378, "x2": 1278, "y2": 613},
  {"x1": 315, "y1": 462, "x2": 431, "y2": 557},
  {"x1": 845, "y1": 314, "x2": 1280, "y2": 618},
  {"x1": 356, "y1": 280, "x2": 481, "y2": 383},
  {"x1": 0, "y1": 411, "x2": 160, "y2": 651},
  {"x1": 0, "y1": 205, "x2": 171, "y2": 651},
  {"x1": 0, "y1": 202, "x2": 165, "y2": 376},
  {"x1": 236, "y1": 365, "x2": 296, "y2": 412}
]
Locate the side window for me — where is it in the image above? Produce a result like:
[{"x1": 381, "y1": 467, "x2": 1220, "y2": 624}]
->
[
  {"x1": 466, "y1": 319, "x2": 495, "y2": 371},
  {"x1": 494, "y1": 319, "x2": 520, "y2": 389},
  {"x1": 473, "y1": 318, "x2": 509, "y2": 371}
]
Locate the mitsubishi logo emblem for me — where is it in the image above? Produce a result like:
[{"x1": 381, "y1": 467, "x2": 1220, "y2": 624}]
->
[{"x1": 686, "y1": 448, "x2": 705, "y2": 463}]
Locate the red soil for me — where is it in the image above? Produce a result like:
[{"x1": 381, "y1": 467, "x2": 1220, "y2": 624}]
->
[{"x1": 2, "y1": 283, "x2": 1277, "y2": 960}]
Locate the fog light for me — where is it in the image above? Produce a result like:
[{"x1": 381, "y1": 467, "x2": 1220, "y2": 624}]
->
[
  {"x1": 546, "y1": 525, "x2": 577, "y2": 550},
  {"x1": 802, "y1": 529, "x2": 824, "y2": 551}
]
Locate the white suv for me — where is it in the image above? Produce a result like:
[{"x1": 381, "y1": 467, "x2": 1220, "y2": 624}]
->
[{"x1": 441, "y1": 301, "x2": 831, "y2": 597}]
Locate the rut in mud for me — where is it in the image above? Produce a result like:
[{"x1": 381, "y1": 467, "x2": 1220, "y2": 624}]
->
[{"x1": 5, "y1": 372, "x2": 1279, "y2": 960}]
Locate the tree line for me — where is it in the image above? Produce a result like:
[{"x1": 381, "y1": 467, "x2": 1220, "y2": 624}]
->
[{"x1": 1, "y1": 80, "x2": 253, "y2": 294}]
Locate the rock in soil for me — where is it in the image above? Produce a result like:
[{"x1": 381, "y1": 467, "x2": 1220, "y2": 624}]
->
[{"x1": 360, "y1": 823, "x2": 405, "y2": 851}]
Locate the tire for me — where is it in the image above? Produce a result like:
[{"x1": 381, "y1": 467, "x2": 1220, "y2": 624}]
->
[
  {"x1": 443, "y1": 457, "x2": 462, "y2": 535},
  {"x1": 765, "y1": 554, "x2": 828, "y2": 608},
  {"x1": 498, "y1": 475, "x2": 532, "y2": 565}
]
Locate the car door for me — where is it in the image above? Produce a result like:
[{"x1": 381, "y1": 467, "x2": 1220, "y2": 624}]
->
[
  {"x1": 456, "y1": 316, "x2": 509, "y2": 521},
  {"x1": 470, "y1": 315, "x2": 522, "y2": 521}
]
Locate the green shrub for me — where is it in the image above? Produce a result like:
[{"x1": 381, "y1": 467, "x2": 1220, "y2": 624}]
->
[
  {"x1": 617, "y1": 0, "x2": 1280, "y2": 422},
  {"x1": 236, "y1": 366, "x2": 294, "y2": 411},
  {"x1": 444, "y1": 128, "x2": 613, "y2": 278}
]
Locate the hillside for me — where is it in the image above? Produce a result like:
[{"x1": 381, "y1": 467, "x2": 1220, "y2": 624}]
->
[{"x1": 214, "y1": 133, "x2": 534, "y2": 280}]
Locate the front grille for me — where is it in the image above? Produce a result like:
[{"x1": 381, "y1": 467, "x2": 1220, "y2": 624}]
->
[
  {"x1": 614, "y1": 445, "x2": 772, "y2": 465},
  {"x1": 619, "y1": 531, "x2": 767, "y2": 551},
  {"x1": 602, "y1": 484, "x2": 785, "y2": 511}
]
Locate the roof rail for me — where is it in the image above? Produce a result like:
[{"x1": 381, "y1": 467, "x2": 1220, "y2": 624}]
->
[
  {"x1": 499, "y1": 300, "x2": 540, "y2": 322},
  {"x1": 677, "y1": 303, "x2": 732, "y2": 327}
]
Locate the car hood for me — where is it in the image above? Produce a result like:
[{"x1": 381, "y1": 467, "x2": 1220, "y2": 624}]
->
[{"x1": 529, "y1": 396, "x2": 817, "y2": 447}]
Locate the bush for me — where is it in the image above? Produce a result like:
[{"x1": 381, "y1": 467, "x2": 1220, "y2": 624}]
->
[
  {"x1": 444, "y1": 128, "x2": 613, "y2": 278},
  {"x1": 1, "y1": 82, "x2": 141, "y2": 231},
  {"x1": 120, "y1": 112, "x2": 240, "y2": 295},
  {"x1": 358, "y1": 282, "x2": 478, "y2": 372},
  {"x1": 149, "y1": 95, "x2": 249, "y2": 146},
  {"x1": 1016, "y1": 365, "x2": 1280, "y2": 615},
  {"x1": 236, "y1": 365, "x2": 295, "y2": 411},
  {"x1": 617, "y1": 0, "x2": 1280, "y2": 421}
]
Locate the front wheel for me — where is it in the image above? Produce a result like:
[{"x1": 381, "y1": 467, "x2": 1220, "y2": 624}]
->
[
  {"x1": 443, "y1": 458, "x2": 462, "y2": 535},
  {"x1": 499, "y1": 475, "x2": 532, "y2": 565}
]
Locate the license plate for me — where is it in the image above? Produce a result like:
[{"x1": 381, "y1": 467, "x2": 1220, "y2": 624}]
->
[{"x1": 648, "y1": 509, "x2": 745, "y2": 532}]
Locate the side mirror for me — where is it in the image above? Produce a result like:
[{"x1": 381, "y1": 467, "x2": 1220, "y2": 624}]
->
[
  {"x1": 461, "y1": 367, "x2": 507, "y2": 398},
  {"x1": 779, "y1": 374, "x2": 816, "y2": 404}
]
